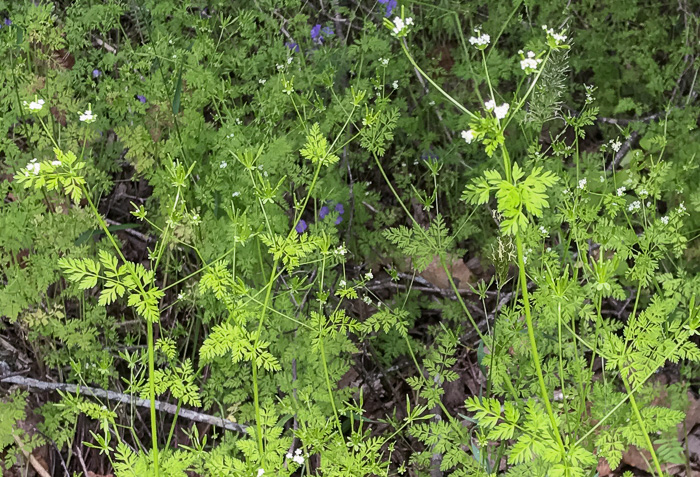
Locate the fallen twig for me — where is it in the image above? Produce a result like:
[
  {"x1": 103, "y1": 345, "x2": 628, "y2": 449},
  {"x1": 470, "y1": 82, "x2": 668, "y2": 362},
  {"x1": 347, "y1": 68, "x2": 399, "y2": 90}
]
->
[
  {"x1": 13, "y1": 433, "x2": 52, "y2": 477},
  {"x1": 1, "y1": 375, "x2": 247, "y2": 434}
]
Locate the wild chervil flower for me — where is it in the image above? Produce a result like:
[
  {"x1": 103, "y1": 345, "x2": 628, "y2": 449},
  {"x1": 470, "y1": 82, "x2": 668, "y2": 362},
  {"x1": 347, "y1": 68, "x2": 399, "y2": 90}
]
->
[
  {"x1": 390, "y1": 16, "x2": 413, "y2": 37},
  {"x1": 79, "y1": 109, "x2": 96, "y2": 122},
  {"x1": 25, "y1": 159, "x2": 40, "y2": 176},
  {"x1": 219, "y1": 161, "x2": 227, "y2": 169},
  {"x1": 257, "y1": 469, "x2": 264, "y2": 477},
  {"x1": 469, "y1": 29, "x2": 490, "y2": 49},
  {"x1": 542, "y1": 25, "x2": 568, "y2": 46},
  {"x1": 392, "y1": 80, "x2": 399, "y2": 89},
  {"x1": 293, "y1": 448, "x2": 305, "y2": 465},
  {"x1": 519, "y1": 50, "x2": 542, "y2": 74},
  {"x1": 628, "y1": 200, "x2": 641, "y2": 212},
  {"x1": 24, "y1": 98, "x2": 45, "y2": 111},
  {"x1": 660, "y1": 216, "x2": 669, "y2": 224},
  {"x1": 461, "y1": 129, "x2": 475, "y2": 144},
  {"x1": 485, "y1": 100, "x2": 509, "y2": 120},
  {"x1": 617, "y1": 186, "x2": 626, "y2": 196},
  {"x1": 578, "y1": 178, "x2": 587, "y2": 189},
  {"x1": 610, "y1": 138, "x2": 622, "y2": 152}
]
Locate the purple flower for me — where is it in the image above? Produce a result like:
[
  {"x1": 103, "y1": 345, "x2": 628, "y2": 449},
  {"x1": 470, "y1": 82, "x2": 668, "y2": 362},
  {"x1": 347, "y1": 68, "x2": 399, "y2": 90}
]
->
[
  {"x1": 377, "y1": 0, "x2": 396, "y2": 16},
  {"x1": 295, "y1": 220, "x2": 307, "y2": 234},
  {"x1": 310, "y1": 24, "x2": 322, "y2": 41},
  {"x1": 92, "y1": 69, "x2": 101, "y2": 78},
  {"x1": 335, "y1": 203, "x2": 344, "y2": 214},
  {"x1": 285, "y1": 41, "x2": 300, "y2": 53},
  {"x1": 335, "y1": 216, "x2": 343, "y2": 225},
  {"x1": 319, "y1": 205, "x2": 330, "y2": 219},
  {"x1": 137, "y1": 95, "x2": 147, "y2": 103},
  {"x1": 2, "y1": 18, "x2": 11, "y2": 27},
  {"x1": 310, "y1": 24, "x2": 333, "y2": 44}
]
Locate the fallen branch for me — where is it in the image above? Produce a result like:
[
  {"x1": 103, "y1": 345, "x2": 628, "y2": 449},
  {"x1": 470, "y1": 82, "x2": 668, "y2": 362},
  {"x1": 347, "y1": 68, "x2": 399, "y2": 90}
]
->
[
  {"x1": 13, "y1": 433, "x2": 52, "y2": 477},
  {"x1": 1, "y1": 375, "x2": 247, "y2": 434}
]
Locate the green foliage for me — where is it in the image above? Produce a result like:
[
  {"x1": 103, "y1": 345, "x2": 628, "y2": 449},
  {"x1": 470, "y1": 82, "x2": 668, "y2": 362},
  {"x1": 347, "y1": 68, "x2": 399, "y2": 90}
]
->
[{"x1": 1, "y1": 1, "x2": 699, "y2": 476}]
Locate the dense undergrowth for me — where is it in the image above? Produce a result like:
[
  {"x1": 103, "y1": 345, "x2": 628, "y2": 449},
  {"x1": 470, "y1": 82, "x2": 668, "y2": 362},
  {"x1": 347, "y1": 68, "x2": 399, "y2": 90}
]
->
[{"x1": 1, "y1": 1, "x2": 700, "y2": 476}]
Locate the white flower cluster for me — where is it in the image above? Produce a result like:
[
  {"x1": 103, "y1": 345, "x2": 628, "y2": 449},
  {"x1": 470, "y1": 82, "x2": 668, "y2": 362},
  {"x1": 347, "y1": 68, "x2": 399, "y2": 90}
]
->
[
  {"x1": 584, "y1": 84, "x2": 596, "y2": 104},
  {"x1": 660, "y1": 216, "x2": 669, "y2": 225},
  {"x1": 542, "y1": 25, "x2": 568, "y2": 45},
  {"x1": 334, "y1": 245, "x2": 347, "y2": 256},
  {"x1": 286, "y1": 448, "x2": 304, "y2": 465},
  {"x1": 26, "y1": 158, "x2": 40, "y2": 175},
  {"x1": 378, "y1": 58, "x2": 389, "y2": 67},
  {"x1": 616, "y1": 186, "x2": 626, "y2": 196},
  {"x1": 484, "y1": 99, "x2": 509, "y2": 120},
  {"x1": 79, "y1": 109, "x2": 96, "y2": 122},
  {"x1": 519, "y1": 50, "x2": 542, "y2": 73},
  {"x1": 257, "y1": 469, "x2": 264, "y2": 477},
  {"x1": 391, "y1": 16, "x2": 414, "y2": 37},
  {"x1": 392, "y1": 80, "x2": 399, "y2": 89},
  {"x1": 628, "y1": 200, "x2": 641, "y2": 212},
  {"x1": 461, "y1": 129, "x2": 475, "y2": 144},
  {"x1": 24, "y1": 98, "x2": 45, "y2": 111},
  {"x1": 220, "y1": 161, "x2": 228, "y2": 169},
  {"x1": 469, "y1": 29, "x2": 490, "y2": 49},
  {"x1": 578, "y1": 178, "x2": 587, "y2": 189},
  {"x1": 610, "y1": 138, "x2": 622, "y2": 152}
]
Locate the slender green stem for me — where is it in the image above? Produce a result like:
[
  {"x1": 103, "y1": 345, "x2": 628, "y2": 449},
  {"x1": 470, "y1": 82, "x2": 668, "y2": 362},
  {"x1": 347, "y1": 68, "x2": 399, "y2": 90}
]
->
[
  {"x1": 515, "y1": 233, "x2": 565, "y2": 454},
  {"x1": 621, "y1": 372, "x2": 663, "y2": 477}
]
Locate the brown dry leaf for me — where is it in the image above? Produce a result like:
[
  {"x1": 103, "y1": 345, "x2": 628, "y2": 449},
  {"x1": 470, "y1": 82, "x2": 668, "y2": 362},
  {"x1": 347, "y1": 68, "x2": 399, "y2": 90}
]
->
[
  {"x1": 419, "y1": 254, "x2": 472, "y2": 290},
  {"x1": 597, "y1": 457, "x2": 612, "y2": 476}
]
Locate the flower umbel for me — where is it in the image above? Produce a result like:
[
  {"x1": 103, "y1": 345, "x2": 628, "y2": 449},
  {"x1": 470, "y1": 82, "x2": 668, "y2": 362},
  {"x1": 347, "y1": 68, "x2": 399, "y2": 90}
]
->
[{"x1": 469, "y1": 29, "x2": 491, "y2": 49}]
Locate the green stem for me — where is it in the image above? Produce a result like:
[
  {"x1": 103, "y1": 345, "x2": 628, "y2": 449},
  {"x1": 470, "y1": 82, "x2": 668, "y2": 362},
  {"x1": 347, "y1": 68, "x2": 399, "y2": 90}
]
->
[
  {"x1": 515, "y1": 233, "x2": 565, "y2": 454},
  {"x1": 621, "y1": 372, "x2": 663, "y2": 477}
]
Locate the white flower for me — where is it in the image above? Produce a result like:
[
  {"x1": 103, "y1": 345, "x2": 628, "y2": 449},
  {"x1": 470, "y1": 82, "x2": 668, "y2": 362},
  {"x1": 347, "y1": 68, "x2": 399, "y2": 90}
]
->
[
  {"x1": 469, "y1": 29, "x2": 491, "y2": 48},
  {"x1": 257, "y1": 469, "x2": 264, "y2": 477},
  {"x1": 220, "y1": 161, "x2": 228, "y2": 169},
  {"x1": 334, "y1": 245, "x2": 347, "y2": 256},
  {"x1": 379, "y1": 57, "x2": 389, "y2": 67},
  {"x1": 610, "y1": 139, "x2": 622, "y2": 152},
  {"x1": 679, "y1": 202, "x2": 686, "y2": 212},
  {"x1": 51, "y1": 160, "x2": 61, "y2": 166},
  {"x1": 539, "y1": 225, "x2": 548, "y2": 235},
  {"x1": 562, "y1": 188, "x2": 570, "y2": 195},
  {"x1": 293, "y1": 454, "x2": 304, "y2": 465},
  {"x1": 391, "y1": 16, "x2": 413, "y2": 36},
  {"x1": 392, "y1": 80, "x2": 398, "y2": 89},
  {"x1": 232, "y1": 191, "x2": 240, "y2": 197},
  {"x1": 542, "y1": 25, "x2": 568, "y2": 45},
  {"x1": 628, "y1": 200, "x2": 641, "y2": 212},
  {"x1": 259, "y1": 78, "x2": 266, "y2": 85},
  {"x1": 26, "y1": 99, "x2": 45, "y2": 111},
  {"x1": 287, "y1": 56, "x2": 294, "y2": 64},
  {"x1": 286, "y1": 452, "x2": 293, "y2": 459},
  {"x1": 339, "y1": 279, "x2": 346, "y2": 288},
  {"x1": 617, "y1": 186, "x2": 626, "y2": 196},
  {"x1": 177, "y1": 293, "x2": 184, "y2": 300},
  {"x1": 519, "y1": 51, "x2": 542, "y2": 73},
  {"x1": 362, "y1": 295, "x2": 372, "y2": 305},
  {"x1": 493, "y1": 103, "x2": 509, "y2": 120},
  {"x1": 365, "y1": 271, "x2": 373, "y2": 280},
  {"x1": 578, "y1": 178, "x2": 587, "y2": 189},
  {"x1": 79, "y1": 109, "x2": 96, "y2": 122},
  {"x1": 660, "y1": 216, "x2": 669, "y2": 225},
  {"x1": 461, "y1": 129, "x2": 475, "y2": 144},
  {"x1": 638, "y1": 188, "x2": 648, "y2": 197},
  {"x1": 26, "y1": 160, "x2": 41, "y2": 175},
  {"x1": 295, "y1": 449, "x2": 302, "y2": 456}
]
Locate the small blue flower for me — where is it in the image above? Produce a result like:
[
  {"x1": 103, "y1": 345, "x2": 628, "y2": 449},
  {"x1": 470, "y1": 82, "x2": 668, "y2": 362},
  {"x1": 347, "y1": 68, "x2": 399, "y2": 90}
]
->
[
  {"x1": 319, "y1": 205, "x2": 330, "y2": 219},
  {"x1": 2, "y1": 18, "x2": 11, "y2": 27},
  {"x1": 310, "y1": 24, "x2": 322, "y2": 41},
  {"x1": 137, "y1": 95, "x2": 147, "y2": 103},
  {"x1": 311, "y1": 24, "x2": 333, "y2": 44},
  {"x1": 335, "y1": 216, "x2": 343, "y2": 225},
  {"x1": 335, "y1": 203, "x2": 344, "y2": 214},
  {"x1": 295, "y1": 220, "x2": 307, "y2": 234},
  {"x1": 377, "y1": 0, "x2": 397, "y2": 16},
  {"x1": 285, "y1": 41, "x2": 300, "y2": 53},
  {"x1": 92, "y1": 69, "x2": 101, "y2": 78}
]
